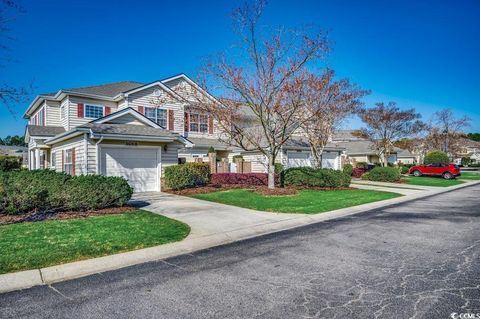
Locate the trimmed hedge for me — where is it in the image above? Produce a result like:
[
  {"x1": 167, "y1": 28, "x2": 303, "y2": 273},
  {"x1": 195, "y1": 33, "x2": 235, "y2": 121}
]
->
[
  {"x1": 164, "y1": 163, "x2": 210, "y2": 190},
  {"x1": 363, "y1": 167, "x2": 401, "y2": 182},
  {"x1": 0, "y1": 170, "x2": 133, "y2": 215},
  {"x1": 283, "y1": 167, "x2": 351, "y2": 188},
  {"x1": 0, "y1": 156, "x2": 22, "y2": 171},
  {"x1": 343, "y1": 164, "x2": 353, "y2": 176},
  {"x1": 211, "y1": 173, "x2": 277, "y2": 186},
  {"x1": 424, "y1": 150, "x2": 449, "y2": 164}
]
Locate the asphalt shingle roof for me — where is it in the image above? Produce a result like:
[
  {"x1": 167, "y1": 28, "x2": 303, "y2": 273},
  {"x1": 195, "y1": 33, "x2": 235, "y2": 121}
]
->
[
  {"x1": 63, "y1": 81, "x2": 145, "y2": 98},
  {"x1": 27, "y1": 125, "x2": 66, "y2": 137},
  {"x1": 80, "y1": 123, "x2": 179, "y2": 138},
  {"x1": 185, "y1": 137, "x2": 232, "y2": 150}
]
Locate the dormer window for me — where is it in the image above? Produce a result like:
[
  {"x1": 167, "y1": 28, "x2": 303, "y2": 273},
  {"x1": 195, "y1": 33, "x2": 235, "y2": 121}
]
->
[
  {"x1": 145, "y1": 107, "x2": 167, "y2": 128},
  {"x1": 85, "y1": 104, "x2": 104, "y2": 119}
]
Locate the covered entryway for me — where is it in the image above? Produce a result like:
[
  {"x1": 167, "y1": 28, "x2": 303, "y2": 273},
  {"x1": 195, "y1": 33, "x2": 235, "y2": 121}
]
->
[
  {"x1": 287, "y1": 151, "x2": 311, "y2": 168},
  {"x1": 100, "y1": 146, "x2": 161, "y2": 192}
]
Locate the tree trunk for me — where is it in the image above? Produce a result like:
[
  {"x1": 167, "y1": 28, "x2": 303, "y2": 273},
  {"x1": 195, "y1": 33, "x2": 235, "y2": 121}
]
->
[
  {"x1": 267, "y1": 155, "x2": 275, "y2": 189},
  {"x1": 310, "y1": 146, "x2": 323, "y2": 169}
]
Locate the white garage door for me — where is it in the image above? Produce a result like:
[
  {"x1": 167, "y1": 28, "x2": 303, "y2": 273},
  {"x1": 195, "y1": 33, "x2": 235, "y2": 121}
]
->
[
  {"x1": 101, "y1": 147, "x2": 160, "y2": 192},
  {"x1": 287, "y1": 151, "x2": 311, "y2": 168},
  {"x1": 321, "y1": 152, "x2": 337, "y2": 169}
]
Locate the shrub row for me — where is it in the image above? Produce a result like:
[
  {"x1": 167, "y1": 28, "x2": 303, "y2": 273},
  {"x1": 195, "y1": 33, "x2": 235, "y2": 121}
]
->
[
  {"x1": 362, "y1": 167, "x2": 401, "y2": 182},
  {"x1": 0, "y1": 156, "x2": 22, "y2": 171},
  {"x1": 342, "y1": 164, "x2": 353, "y2": 176},
  {"x1": 211, "y1": 173, "x2": 277, "y2": 186},
  {"x1": 164, "y1": 163, "x2": 210, "y2": 190},
  {"x1": 282, "y1": 167, "x2": 351, "y2": 188},
  {"x1": 0, "y1": 170, "x2": 133, "y2": 215}
]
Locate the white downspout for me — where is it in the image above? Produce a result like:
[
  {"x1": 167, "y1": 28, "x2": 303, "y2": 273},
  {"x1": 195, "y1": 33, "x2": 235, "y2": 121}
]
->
[{"x1": 95, "y1": 136, "x2": 104, "y2": 174}]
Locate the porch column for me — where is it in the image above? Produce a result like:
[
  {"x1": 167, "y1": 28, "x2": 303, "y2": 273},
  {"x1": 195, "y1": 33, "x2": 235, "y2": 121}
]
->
[{"x1": 35, "y1": 149, "x2": 40, "y2": 169}]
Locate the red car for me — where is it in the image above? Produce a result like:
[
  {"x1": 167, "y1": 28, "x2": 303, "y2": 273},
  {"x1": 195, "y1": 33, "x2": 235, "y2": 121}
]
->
[{"x1": 408, "y1": 163, "x2": 461, "y2": 179}]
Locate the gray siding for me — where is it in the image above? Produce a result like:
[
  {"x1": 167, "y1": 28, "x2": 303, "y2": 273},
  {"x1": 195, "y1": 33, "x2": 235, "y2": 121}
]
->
[
  {"x1": 45, "y1": 101, "x2": 61, "y2": 126},
  {"x1": 68, "y1": 96, "x2": 119, "y2": 129},
  {"x1": 127, "y1": 85, "x2": 185, "y2": 134}
]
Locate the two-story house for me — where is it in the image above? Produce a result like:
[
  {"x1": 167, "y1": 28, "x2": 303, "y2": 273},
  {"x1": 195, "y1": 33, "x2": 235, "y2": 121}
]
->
[
  {"x1": 25, "y1": 73, "x2": 347, "y2": 192},
  {"x1": 24, "y1": 74, "x2": 231, "y2": 192}
]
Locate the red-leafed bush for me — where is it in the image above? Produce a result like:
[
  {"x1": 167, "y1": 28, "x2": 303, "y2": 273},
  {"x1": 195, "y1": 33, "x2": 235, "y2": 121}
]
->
[
  {"x1": 210, "y1": 173, "x2": 278, "y2": 186},
  {"x1": 351, "y1": 168, "x2": 368, "y2": 178}
]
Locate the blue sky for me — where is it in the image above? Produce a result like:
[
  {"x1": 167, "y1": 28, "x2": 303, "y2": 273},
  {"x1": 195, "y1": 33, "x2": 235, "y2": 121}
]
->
[{"x1": 1, "y1": 0, "x2": 479, "y2": 137}]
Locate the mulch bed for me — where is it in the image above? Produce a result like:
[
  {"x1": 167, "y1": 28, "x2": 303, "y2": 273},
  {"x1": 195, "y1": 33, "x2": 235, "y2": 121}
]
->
[{"x1": 0, "y1": 206, "x2": 136, "y2": 225}]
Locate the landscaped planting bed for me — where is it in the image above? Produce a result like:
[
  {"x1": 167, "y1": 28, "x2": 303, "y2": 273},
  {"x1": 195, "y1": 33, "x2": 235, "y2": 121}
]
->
[{"x1": 0, "y1": 210, "x2": 190, "y2": 274}]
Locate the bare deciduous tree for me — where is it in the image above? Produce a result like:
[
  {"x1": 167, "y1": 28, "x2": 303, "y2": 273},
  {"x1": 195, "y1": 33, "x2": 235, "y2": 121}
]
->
[
  {"x1": 431, "y1": 109, "x2": 471, "y2": 155},
  {"x1": 189, "y1": 0, "x2": 329, "y2": 189},
  {"x1": 299, "y1": 69, "x2": 368, "y2": 168},
  {"x1": 355, "y1": 102, "x2": 427, "y2": 166}
]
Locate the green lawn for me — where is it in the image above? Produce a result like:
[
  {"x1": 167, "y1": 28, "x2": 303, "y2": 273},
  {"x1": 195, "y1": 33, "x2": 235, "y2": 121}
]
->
[
  {"x1": 0, "y1": 210, "x2": 190, "y2": 274},
  {"x1": 191, "y1": 189, "x2": 401, "y2": 214},
  {"x1": 458, "y1": 172, "x2": 480, "y2": 180},
  {"x1": 403, "y1": 176, "x2": 464, "y2": 187}
]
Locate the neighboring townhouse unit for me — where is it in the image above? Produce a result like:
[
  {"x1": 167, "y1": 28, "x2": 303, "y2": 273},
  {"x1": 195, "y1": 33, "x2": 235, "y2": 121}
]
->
[
  {"x1": 332, "y1": 130, "x2": 403, "y2": 165},
  {"x1": 24, "y1": 73, "x2": 347, "y2": 192}
]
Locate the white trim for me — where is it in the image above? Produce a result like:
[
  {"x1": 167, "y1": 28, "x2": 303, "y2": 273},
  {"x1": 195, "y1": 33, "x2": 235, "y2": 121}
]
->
[
  {"x1": 98, "y1": 144, "x2": 162, "y2": 192},
  {"x1": 94, "y1": 107, "x2": 161, "y2": 128},
  {"x1": 84, "y1": 133, "x2": 88, "y2": 174}
]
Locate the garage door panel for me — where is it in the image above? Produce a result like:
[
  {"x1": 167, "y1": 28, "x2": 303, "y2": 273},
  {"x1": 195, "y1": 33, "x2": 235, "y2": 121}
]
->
[
  {"x1": 287, "y1": 151, "x2": 311, "y2": 168},
  {"x1": 101, "y1": 147, "x2": 159, "y2": 192}
]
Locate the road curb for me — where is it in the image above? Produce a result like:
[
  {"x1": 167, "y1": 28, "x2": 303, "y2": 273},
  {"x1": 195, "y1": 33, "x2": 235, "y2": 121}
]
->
[{"x1": 1, "y1": 180, "x2": 479, "y2": 294}]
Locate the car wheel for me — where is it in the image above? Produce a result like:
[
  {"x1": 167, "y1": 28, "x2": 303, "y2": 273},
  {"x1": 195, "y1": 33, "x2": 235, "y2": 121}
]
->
[
  {"x1": 413, "y1": 170, "x2": 422, "y2": 177},
  {"x1": 443, "y1": 172, "x2": 453, "y2": 180}
]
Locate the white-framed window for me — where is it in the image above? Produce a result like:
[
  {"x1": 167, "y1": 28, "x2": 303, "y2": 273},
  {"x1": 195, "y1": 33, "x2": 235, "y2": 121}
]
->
[
  {"x1": 36, "y1": 107, "x2": 45, "y2": 126},
  {"x1": 64, "y1": 149, "x2": 73, "y2": 175},
  {"x1": 51, "y1": 151, "x2": 56, "y2": 168},
  {"x1": 85, "y1": 104, "x2": 104, "y2": 119},
  {"x1": 145, "y1": 107, "x2": 167, "y2": 127},
  {"x1": 61, "y1": 104, "x2": 67, "y2": 120},
  {"x1": 189, "y1": 113, "x2": 208, "y2": 133}
]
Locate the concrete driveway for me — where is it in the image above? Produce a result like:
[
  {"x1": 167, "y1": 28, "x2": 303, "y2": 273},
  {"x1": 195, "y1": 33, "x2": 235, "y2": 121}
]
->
[
  {"x1": 130, "y1": 192, "x2": 303, "y2": 238},
  {"x1": 1, "y1": 184, "x2": 478, "y2": 318}
]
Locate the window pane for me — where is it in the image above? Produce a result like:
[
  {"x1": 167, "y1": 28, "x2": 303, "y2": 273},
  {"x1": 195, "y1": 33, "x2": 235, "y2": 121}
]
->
[
  {"x1": 199, "y1": 115, "x2": 208, "y2": 133},
  {"x1": 190, "y1": 114, "x2": 199, "y2": 132},
  {"x1": 85, "y1": 105, "x2": 104, "y2": 118},
  {"x1": 157, "y1": 109, "x2": 167, "y2": 128}
]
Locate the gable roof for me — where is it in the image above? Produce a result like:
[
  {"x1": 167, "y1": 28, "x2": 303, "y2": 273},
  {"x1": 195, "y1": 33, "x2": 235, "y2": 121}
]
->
[
  {"x1": 80, "y1": 123, "x2": 180, "y2": 139},
  {"x1": 62, "y1": 81, "x2": 144, "y2": 98},
  {"x1": 26, "y1": 125, "x2": 66, "y2": 137},
  {"x1": 93, "y1": 107, "x2": 162, "y2": 128}
]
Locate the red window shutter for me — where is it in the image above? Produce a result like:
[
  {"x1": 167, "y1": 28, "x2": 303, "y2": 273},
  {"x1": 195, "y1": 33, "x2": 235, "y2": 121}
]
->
[
  {"x1": 208, "y1": 115, "x2": 214, "y2": 134},
  {"x1": 138, "y1": 106, "x2": 144, "y2": 114},
  {"x1": 77, "y1": 103, "x2": 84, "y2": 118},
  {"x1": 72, "y1": 148, "x2": 76, "y2": 176},
  {"x1": 105, "y1": 107, "x2": 111, "y2": 116},
  {"x1": 184, "y1": 112, "x2": 189, "y2": 132},
  {"x1": 168, "y1": 110, "x2": 174, "y2": 130},
  {"x1": 61, "y1": 150, "x2": 64, "y2": 172}
]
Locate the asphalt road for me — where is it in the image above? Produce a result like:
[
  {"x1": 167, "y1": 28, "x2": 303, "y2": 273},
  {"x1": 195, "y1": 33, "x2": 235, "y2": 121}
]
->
[{"x1": 1, "y1": 185, "x2": 479, "y2": 319}]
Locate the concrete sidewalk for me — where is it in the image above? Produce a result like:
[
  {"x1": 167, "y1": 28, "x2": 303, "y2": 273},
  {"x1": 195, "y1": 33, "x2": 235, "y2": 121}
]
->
[{"x1": 1, "y1": 180, "x2": 479, "y2": 294}]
